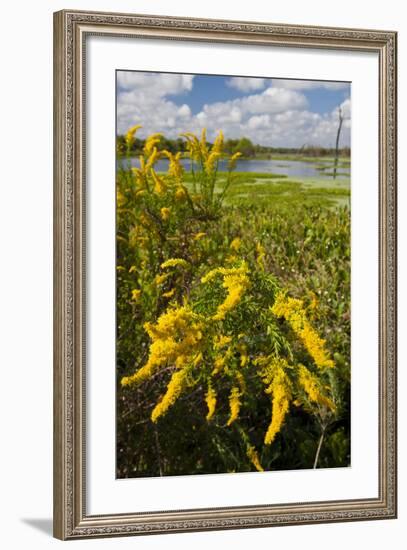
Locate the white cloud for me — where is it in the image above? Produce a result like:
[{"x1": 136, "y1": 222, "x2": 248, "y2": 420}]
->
[
  {"x1": 116, "y1": 73, "x2": 196, "y2": 135},
  {"x1": 117, "y1": 72, "x2": 194, "y2": 95},
  {"x1": 116, "y1": 71, "x2": 350, "y2": 148},
  {"x1": 200, "y1": 87, "x2": 307, "y2": 119},
  {"x1": 226, "y1": 77, "x2": 266, "y2": 92},
  {"x1": 271, "y1": 79, "x2": 349, "y2": 91}
]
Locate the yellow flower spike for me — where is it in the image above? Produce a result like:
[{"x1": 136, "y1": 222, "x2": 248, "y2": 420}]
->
[
  {"x1": 212, "y1": 354, "x2": 226, "y2": 375},
  {"x1": 200, "y1": 128, "x2": 208, "y2": 158},
  {"x1": 175, "y1": 185, "x2": 188, "y2": 202},
  {"x1": 193, "y1": 232, "x2": 207, "y2": 241},
  {"x1": 256, "y1": 242, "x2": 266, "y2": 270},
  {"x1": 247, "y1": 445, "x2": 264, "y2": 472},
  {"x1": 145, "y1": 147, "x2": 161, "y2": 171},
  {"x1": 160, "y1": 207, "x2": 171, "y2": 221},
  {"x1": 229, "y1": 237, "x2": 242, "y2": 252},
  {"x1": 201, "y1": 263, "x2": 250, "y2": 321},
  {"x1": 214, "y1": 274, "x2": 250, "y2": 321},
  {"x1": 163, "y1": 150, "x2": 184, "y2": 181},
  {"x1": 125, "y1": 124, "x2": 142, "y2": 149},
  {"x1": 297, "y1": 365, "x2": 336, "y2": 412},
  {"x1": 271, "y1": 292, "x2": 334, "y2": 370},
  {"x1": 261, "y1": 362, "x2": 292, "y2": 445},
  {"x1": 121, "y1": 306, "x2": 203, "y2": 390},
  {"x1": 212, "y1": 130, "x2": 224, "y2": 154},
  {"x1": 117, "y1": 190, "x2": 126, "y2": 207},
  {"x1": 143, "y1": 133, "x2": 162, "y2": 157},
  {"x1": 131, "y1": 289, "x2": 141, "y2": 301},
  {"x1": 235, "y1": 372, "x2": 246, "y2": 394},
  {"x1": 205, "y1": 385, "x2": 217, "y2": 421},
  {"x1": 190, "y1": 352, "x2": 202, "y2": 368},
  {"x1": 162, "y1": 288, "x2": 176, "y2": 299},
  {"x1": 150, "y1": 169, "x2": 167, "y2": 196},
  {"x1": 308, "y1": 291, "x2": 318, "y2": 311},
  {"x1": 240, "y1": 349, "x2": 249, "y2": 368},
  {"x1": 228, "y1": 151, "x2": 242, "y2": 171},
  {"x1": 160, "y1": 258, "x2": 189, "y2": 270},
  {"x1": 204, "y1": 151, "x2": 221, "y2": 173},
  {"x1": 155, "y1": 273, "x2": 170, "y2": 286},
  {"x1": 214, "y1": 335, "x2": 232, "y2": 350},
  {"x1": 226, "y1": 387, "x2": 242, "y2": 426},
  {"x1": 180, "y1": 132, "x2": 201, "y2": 161},
  {"x1": 151, "y1": 368, "x2": 188, "y2": 422}
]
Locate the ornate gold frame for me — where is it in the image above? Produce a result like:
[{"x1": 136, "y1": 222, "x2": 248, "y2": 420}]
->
[{"x1": 53, "y1": 9, "x2": 397, "y2": 540}]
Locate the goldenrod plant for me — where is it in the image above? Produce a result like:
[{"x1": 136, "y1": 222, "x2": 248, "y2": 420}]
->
[{"x1": 116, "y1": 126, "x2": 350, "y2": 476}]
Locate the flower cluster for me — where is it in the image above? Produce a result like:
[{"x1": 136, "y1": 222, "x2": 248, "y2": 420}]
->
[
  {"x1": 121, "y1": 306, "x2": 203, "y2": 394},
  {"x1": 201, "y1": 263, "x2": 251, "y2": 321},
  {"x1": 271, "y1": 292, "x2": 334, "y2": 370}
]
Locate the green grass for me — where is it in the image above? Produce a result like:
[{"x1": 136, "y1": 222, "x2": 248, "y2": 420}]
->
[{"x1": 182, "y1": 171, "x2": 351, "y2": 210}]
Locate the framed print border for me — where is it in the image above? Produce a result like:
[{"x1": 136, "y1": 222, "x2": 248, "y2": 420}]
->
[{"x1": 53, "y1": 9, "x2": 397, "y2": 540}]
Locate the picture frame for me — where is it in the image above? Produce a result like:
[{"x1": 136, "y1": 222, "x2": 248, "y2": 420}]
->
[{"x1": 53, "y1": 9, "x2": 397, "y2": 540}]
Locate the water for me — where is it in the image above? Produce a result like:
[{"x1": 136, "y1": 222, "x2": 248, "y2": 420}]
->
[{"x1": 120, "y1": 157, "x2": 350, "y2": 179}]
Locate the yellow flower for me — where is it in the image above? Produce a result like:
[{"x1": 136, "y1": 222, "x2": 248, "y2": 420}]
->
[
  {"x1": 212, "y1": 130, "x2": 224, "y2": 154},
  {"x1": 162, "y1": 288, "x2": 176, "y2": 299},
  {"x1": 163, "y1": 150, "x2": 184, "y2": 181},
  {"x1": 226, "y1": 387, "x2": 241, "y2": 426},
  {"x1": 151, "y1": 169, "x2": 167, "y2": 195},
  {"x1": 240, "y1": 348, "x2": 248, "y2": 367},
  {"x1": 200, "y1": 128, "x2": 208, "y2": 158},
  {"x1": 247, "y1": 445, "x2": 264, "y2": 472},
  {"x1": 204, "y1": 151, "x2": 221, "y2": 173},
  {"x1": 216, "y1": 270, "x2": 250, "y2": 320},
  {"x1": 160, "y1": 207, "x2": 171, "y2": 221},
  {"x1": 161, "y1": 258, "x2": 189, "y2": 269},
  {"x1": 235, "y1": 371, "x2": 246, "y2": 394},
  {"x1": 145, "y1": 147, "x2": 161, "y2": 172},
  {"x1": 117, "y1": 190, "x2": 126, "y2": 207},
  {"x1": 202, "y1": 263, "x2": 250, "y2": 321},
  {"x1": 308, "y1": 291, "x2": 318, "y2": 311},
  {"x1": 212, "y1": 354, "x2": 226, "y2": 375},
  {"x1": 143, "y1": 133, "x2": 162, "y2": 157},
  {"x1": 229, "y1": 237, "x2": 242, "y2": 252},
  {"x1": 205, "y1": 385, "x2": 217, "y2": 421},
  {"x1": 214, "y1": 335, "x2": 232, "y2": 350},
  {"x1": 193, "y1": 352, "x2": 203, "y2": 366},
  {"x1": 257, "y1": 357, "x2": 292, "y2": 445},
  {"x1": 125, "y1": 124, "x2": 142, "y2": 149},
  {"x1": 256, "y1": 242, "x2": 266, "y2": 270},
  {"x1": 228, "y1": 151, "x2": 242, "y2": 171},
  {"x1": 271, "y1": 292, "x2": 334, "y2": 370},
  {"x1": 180, "y1": 132, "x2": 201, "y2": 161},
  {"x1": 151, "y1": 367, "x2": 188, "y2": 422},
  {"x1": 131, "y1": 289, "x2": 141, "y2": 301},
  {"x1": 175, "y1": 185, "x2": 188, "y2": 201},
  {"x1": 193, "y1": 232, "x2": 207, "y2": 241},
  {"x1": 155, "y1": 273, "x2": 170, "y2": 285},
  {"x1": 297, "y1": 365, "x2": 335, "y2": 411},
  {"x1": 121, "y1": 306, "x2": 203, "y2": 388}
]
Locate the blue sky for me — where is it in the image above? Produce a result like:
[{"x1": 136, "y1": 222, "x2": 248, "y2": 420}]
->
[
  {"x1": 117, "y1": 71, "x2": 351, "y2": 148},
  {"x1": 173, "y1": 75, "x2": 349, "y2": 116}
]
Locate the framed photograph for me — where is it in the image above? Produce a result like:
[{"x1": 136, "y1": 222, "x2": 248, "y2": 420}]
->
[{"x1": 53, "y1": 9, "x2": 397, "y2": 540}]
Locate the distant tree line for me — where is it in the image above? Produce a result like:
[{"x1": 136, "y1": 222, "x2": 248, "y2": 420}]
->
[{"x1": 116, "y1": 134, "x2": 350, "y2": 158}]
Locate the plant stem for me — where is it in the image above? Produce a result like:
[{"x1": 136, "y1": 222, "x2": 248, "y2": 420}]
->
[{"x1": 313, "y1": 426, "x2": 326, "y2": 469}]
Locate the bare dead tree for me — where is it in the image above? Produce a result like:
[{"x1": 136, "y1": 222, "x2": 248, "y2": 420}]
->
[{"x1": 333, "y1": 107, "x2": 344, "y2": 180}]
